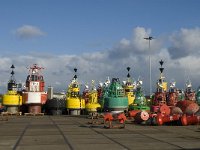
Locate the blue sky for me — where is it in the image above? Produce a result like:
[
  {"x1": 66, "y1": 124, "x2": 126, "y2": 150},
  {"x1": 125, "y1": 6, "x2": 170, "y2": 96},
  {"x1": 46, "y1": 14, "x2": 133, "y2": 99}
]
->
[
  {"x1": 1, "y1": 0, "x2": 199, "y2": 55},
  {"x1": 0, "y1": 0, "x2": 200, "y2": 93}
]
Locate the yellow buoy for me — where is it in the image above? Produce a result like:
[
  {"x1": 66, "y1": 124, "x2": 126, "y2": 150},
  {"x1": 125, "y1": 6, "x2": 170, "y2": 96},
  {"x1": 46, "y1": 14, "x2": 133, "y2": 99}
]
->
[
  {"x1": 66, "y1": 68, "x2": 85, "y2": 115},
  {"x1": 85, "y1": 80, "x2": 101, "y2": 112},
  {"x1": 123, "y1": 67, "x2": 135, "y2": 106},
  {"x1": 2, "y1": 64, "x2": 22, "y2": 113},
  {"x1": 3, "y1": 91, "x2": 22, "y2": 106}
]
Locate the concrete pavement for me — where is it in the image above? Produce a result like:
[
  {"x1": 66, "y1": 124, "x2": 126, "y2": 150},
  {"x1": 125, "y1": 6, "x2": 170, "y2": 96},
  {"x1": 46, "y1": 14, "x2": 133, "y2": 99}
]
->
[{"x1": 0, "y1": 115, "x2": 199, "y2": 150}]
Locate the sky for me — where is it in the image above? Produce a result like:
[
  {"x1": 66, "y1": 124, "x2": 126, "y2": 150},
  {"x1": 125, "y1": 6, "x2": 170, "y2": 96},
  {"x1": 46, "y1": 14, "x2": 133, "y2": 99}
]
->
[{"x1": 0, "y1": 0, "x2": 200, "y2": 94}]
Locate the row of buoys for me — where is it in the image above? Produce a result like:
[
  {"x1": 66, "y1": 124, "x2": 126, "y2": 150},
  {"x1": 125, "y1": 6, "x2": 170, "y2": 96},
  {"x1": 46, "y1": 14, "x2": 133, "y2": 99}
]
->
[
  {"x1": 2, "y1": 64, "x2": 47, "y2": 115},
  {"x1": 1, "y1": 63, "x2": 200, "y2": 129}
]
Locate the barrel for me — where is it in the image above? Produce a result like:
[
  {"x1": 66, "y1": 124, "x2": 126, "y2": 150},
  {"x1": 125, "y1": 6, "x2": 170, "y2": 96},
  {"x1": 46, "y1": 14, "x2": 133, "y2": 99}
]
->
[
  {"x1": 46, "y1": 98, "x2": 66, "y2": 115},
  {"x1": 134, "y1": 111, "x2": 149, "y2": 123}
]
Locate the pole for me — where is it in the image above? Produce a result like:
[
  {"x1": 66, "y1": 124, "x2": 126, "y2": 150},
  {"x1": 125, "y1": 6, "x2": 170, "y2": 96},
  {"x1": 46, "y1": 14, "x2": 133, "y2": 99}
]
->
[{"x1": 144, "y1": 36, "x2": 153, "y2": 98}]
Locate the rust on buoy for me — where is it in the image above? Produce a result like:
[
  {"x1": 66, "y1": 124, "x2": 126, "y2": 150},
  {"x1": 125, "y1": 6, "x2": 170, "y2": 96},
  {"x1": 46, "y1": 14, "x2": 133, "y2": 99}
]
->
[
  {"x1": 176, "y1": 100, "x2": 199, "y2": 115},
  {"x1": 181, "y1": 114, "x2": 200, "y2": 126},
  {"x1": 170, "y1": 106, "x2": 183, "y2": 115},
  {"x1": 159, "y1": 104, "x2": 171, "y2": 115},
  {"x1": 28, "y1": 105, "x2": 41, "y2": 114},
  {"x1": 156, "y1": 113, "x2": 180, "y2": 126}
]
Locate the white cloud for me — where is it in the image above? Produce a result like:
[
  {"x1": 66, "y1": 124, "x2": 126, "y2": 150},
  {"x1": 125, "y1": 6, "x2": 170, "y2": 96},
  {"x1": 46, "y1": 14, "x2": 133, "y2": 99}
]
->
[
  {"x1": 168, "y1": 27, "x2": 200, "y2": 59},
  {"x1": 14, "y1": 25, "x2": 46, "y2": 39},
  {"x1": 1, "y1": 27, "x2": 200, "y2": 94},
  {"x1": 119, "y1": 38, "x2": 130, "y2": 48},
  {"x1": 132, "y1": 27, "x2": 152, "y2": 51},
  {"x1": 108, "y1": 27, "x2": 163, "y2": 60}
]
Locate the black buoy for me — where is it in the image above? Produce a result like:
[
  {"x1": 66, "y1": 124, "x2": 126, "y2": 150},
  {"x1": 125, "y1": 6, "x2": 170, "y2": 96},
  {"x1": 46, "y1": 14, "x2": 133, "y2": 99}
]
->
[
  {"x1": 159, "y1": 60, "x2": 164, "y2": 73},
  {"x1": 159, "y1": 68, "x2": 164, "y2": 73},
  {"x1": 74, "y1": 75, "x2": 77, "y2": 79},
  {"x1": 11, "y1": 70, "x2": 15, "y2": 75},
  {"x1": 159, "y1": 60, "x2": 164, "y2": 66},
  {"x1": 127, "y1": 67, "x2": 131, "y2": 78},
  {"x1": 11, "y1": 64, "x2": 15, "y2": 69},
  {"x1": 73, "y1": 68, "x2": 78, "y2": 79}
]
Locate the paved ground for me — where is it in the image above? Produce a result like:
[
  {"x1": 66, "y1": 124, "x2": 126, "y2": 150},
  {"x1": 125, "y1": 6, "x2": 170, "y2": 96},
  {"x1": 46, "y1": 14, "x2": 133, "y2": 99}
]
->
[{"x1": 0, "y1": 115, "x2": 200, "y2": 150}]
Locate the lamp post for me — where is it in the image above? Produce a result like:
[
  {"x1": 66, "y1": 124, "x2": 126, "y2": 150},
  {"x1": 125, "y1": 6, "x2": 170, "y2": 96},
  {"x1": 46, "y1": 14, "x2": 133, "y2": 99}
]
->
[{"x1": 144, "y1": 36, "x2": 154, "y2": 98}]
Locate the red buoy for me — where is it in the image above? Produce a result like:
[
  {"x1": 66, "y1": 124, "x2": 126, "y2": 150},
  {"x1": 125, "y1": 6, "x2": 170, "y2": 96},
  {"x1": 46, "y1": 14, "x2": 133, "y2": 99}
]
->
[
  {"x1": 176, "y1": 100, "x2": 199, "y2": 115},
  {"x1": 134, "y1": 111, "x2": 149, "y2": 123},
  {"x1": 181, "y1": 114, "x2": 200, "y2": 126},
  {"x1": 117, "y1": 113, "x2": 127, "y2": 124},
  {"x1": 128, "y1": 110, "x2": 141, "y2": 118},
  {"x1": 156, "y1": 113, "x2": 180, "y2": 125},
  {"x1": 159, "y1": 104, "x2": 171, "y2": 115}
]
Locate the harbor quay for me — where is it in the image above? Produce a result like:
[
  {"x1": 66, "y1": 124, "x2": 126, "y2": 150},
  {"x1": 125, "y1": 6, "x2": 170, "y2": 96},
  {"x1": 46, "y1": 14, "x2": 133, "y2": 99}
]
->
[{"x1": 0, "y1": 115, "x2": 200, "y2": 150}]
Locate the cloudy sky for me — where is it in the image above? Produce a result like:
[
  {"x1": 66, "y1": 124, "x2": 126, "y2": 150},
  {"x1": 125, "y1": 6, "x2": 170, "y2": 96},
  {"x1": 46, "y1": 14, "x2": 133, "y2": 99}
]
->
[{"x1": 0, "y1": 0, "x2": 200, "y2": 94}]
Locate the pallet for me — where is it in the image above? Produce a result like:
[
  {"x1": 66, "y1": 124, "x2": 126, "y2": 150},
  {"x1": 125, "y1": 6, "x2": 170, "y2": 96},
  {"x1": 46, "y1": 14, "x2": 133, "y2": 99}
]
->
[
  {"x1": 0, "y1": 116, "x2": 8, "y2": 121},
  {"x1": 0, "y1": 112, "x2": 8, "y2": 121},
  {"x1": 24, "y1": 113, "x2": 44, "y2": 116},
  {"x1": 1, "y1": 112, "x2": 22, "y2": 116},
  {"x1": 88, "y1": 113, "x2": 104, "y2": 125},
  {"x1": 88, "y1": 117, "x2": 104, "y2": 125}
]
